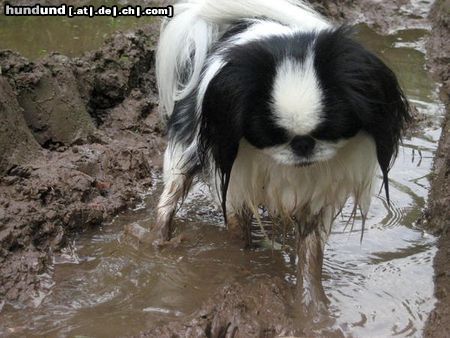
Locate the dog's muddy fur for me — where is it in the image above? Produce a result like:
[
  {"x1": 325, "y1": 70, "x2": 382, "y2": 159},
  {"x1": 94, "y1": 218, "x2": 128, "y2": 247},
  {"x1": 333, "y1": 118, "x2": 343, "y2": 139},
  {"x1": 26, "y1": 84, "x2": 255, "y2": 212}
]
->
[{"x1": 0, "y1": 0, "x2": 449, "y2": 336}]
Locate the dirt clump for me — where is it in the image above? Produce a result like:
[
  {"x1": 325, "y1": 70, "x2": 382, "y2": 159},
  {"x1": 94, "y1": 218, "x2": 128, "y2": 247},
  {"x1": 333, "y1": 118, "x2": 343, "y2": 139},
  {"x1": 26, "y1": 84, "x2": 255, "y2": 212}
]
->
[
  {"x1": 1, "y1": 51, "x2": 96, "y2": 147},
  {"x1": 0, "y1": 23, "x2": 165, "y2": 307},
  {"x1": 0, "y1": 77, "x2": 41, "y2": 176},
  {"x1": 73, "y1": 28, "x2": 159, "y2": 125},
  {"x1": 140, "y1": 278, "x2": 294, "y2": 338},
  {"x1": 139, "y1": 277, "x2": 343, "y2": 338}
]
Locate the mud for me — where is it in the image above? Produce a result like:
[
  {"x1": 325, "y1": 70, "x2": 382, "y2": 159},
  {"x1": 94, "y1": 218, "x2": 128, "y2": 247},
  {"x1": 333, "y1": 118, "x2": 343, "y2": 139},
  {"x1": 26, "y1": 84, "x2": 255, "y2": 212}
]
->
[
  {"x1": 421, "y1": 0, "x2": 450, "y2": 336},
  {"x1": 1, "y1": 51, "x2": 96, "y2": 147},
  {"x1": 0, "y1": 0, "x2": 449, "y2": 336},
  {"x1": 0, "y1": 23, "x2": 165, "y2": 307},
  {"x1": 139, "y1": 278, "x2": 297, "y2": 338},
  {"x1": 139, "y1": 277, "x2": 345, "y2": 338},
  {"x1": 0, "y1": 77, "x2": 41, "y2": 176}
]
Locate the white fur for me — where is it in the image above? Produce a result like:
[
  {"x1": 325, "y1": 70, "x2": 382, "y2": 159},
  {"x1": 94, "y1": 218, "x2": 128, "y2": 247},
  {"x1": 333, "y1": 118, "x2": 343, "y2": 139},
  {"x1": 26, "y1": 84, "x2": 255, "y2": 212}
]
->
[
  {"x1": 159, "y1": 142, "x2": 188, "y2": 215},
  {"x1": 156, "y1": 0, "x2": 330, "y2": 118},
  {"x1": 226, "y1": 132, "x2": 379, "y2": 240},
  {"x1": 156, "y1": 6, "x2": 220, "y2": 117},
  {"x1": 272, "y1": 56, "x2": 323, "y2": 136},
  {"x1": 163, "y1": 142, "x2": 186, "y2": 182},
  {"x1": 158, "y1": 140, "x2": 198, "y2": 230},
  {"x1": 262, "y1": 139, "x2": 348, "y2": 166},
  {"x1": 198, "y1": 0, "x2": 329, "y2": 30},
  {"x1": 224, "y1": 19, "x2": 298, "y2": 46}
]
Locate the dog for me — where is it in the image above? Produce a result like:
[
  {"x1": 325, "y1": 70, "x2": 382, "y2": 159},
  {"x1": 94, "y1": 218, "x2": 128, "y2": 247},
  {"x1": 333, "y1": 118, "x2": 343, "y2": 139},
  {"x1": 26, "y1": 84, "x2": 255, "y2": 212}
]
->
[{"x1": 153, "y1": 0, "x2": 410, "y2": 311}]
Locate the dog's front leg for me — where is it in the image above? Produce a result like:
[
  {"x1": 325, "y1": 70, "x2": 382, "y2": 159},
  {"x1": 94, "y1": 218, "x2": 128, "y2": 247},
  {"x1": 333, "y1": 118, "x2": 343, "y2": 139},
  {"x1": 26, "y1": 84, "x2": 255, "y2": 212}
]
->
[
  {"x1": 153, "y1": 174, "x2": 193, "y2": 242},
  {"x1": 227, "y1": 208, "x2": 253, "y2": 248},
  {"x1": 295, "y1": 222, "x2": 328, "y2": 314},
  {"x1": 152, "y1": 144, "x2": 197, "y2": 245}
]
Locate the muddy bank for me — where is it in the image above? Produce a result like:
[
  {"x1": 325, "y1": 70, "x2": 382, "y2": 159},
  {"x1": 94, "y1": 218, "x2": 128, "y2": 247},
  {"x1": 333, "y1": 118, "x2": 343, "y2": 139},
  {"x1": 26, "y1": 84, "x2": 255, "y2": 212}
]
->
[
  {"x1": 422, "y1": 0, "x2": 450, "y2": 234},
  {"x1": 421, "y1": 0, "x2": 450, "y2": 336},
  {"x1": 139, "y1": 278, "x2": 297, "y2": 338},
  {"x1": 0, "y1": 23, "x2": 165, "y2": 306},
  {"x1": 139, "y1": 277, "x2": 345, "y2": 338}
]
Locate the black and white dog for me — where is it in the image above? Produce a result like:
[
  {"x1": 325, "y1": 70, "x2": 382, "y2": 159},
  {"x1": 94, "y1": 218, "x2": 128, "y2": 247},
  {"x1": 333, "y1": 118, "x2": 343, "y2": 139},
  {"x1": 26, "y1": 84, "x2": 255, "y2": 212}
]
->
[{"x1": 153, "y1": 0, "x2": 410, "y2": 309}]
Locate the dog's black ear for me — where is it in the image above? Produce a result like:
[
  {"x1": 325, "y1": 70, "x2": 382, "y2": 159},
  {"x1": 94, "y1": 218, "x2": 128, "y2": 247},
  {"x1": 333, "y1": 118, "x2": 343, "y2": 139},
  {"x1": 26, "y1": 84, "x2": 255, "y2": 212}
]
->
[
  {"x1": 199, "y1": 40, "x2": 287, "y2": 220},
  {"x1": 339, "y1": 31, "x2": 411, "y2": 203},
  {"x1": 358, "y1": 54, "x2": 410, "y2": 204},
  {"x1": 199, "y1": 65, "x2": 246, "y2": 221},
  {"x1": 315, "y1": 26, "x2": 411, "y2": 203}
]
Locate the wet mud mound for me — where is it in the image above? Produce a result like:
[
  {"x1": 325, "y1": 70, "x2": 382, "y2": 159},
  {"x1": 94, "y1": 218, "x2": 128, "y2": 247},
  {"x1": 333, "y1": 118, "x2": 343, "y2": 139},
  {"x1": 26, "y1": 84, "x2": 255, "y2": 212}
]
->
[
  {"x1": 140, "y1": 278, "x2": 342, "y2": 338},
  {"x1": 0, "y1": 77, "x2": 41, "y2": 176},
  {"x1": 140, "y1": 278, "x2": 296, "y2": 338},
  {"x1": 422, "y1": 0, "x2": 450, "y2": 336},
  {"x1": 0, "y1": 23, "x2": 165, "y2": 306}
]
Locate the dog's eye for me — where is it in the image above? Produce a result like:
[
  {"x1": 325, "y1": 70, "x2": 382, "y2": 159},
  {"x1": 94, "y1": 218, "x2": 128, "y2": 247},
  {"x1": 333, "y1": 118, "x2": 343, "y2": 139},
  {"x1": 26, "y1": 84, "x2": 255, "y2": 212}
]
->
[{"x1": 290, "y1": 136, "x2": 316, "y2": 157}]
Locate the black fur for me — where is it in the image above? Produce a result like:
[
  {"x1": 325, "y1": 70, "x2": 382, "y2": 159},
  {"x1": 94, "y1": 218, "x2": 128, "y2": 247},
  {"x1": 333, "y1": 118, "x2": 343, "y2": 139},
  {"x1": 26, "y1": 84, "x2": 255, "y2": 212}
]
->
[
  {"x1": 313, "y1": 26, "x2": 411, "y2": 203},
  {"x1": 189, "y1": 25, "x2": 410, "y2": 217},
  {"x1": 168, "y1": 91, "x2": 198, "y2": 145},
  {"x1": 199, "y1": 32, "x2": 314, "y2": 217}
]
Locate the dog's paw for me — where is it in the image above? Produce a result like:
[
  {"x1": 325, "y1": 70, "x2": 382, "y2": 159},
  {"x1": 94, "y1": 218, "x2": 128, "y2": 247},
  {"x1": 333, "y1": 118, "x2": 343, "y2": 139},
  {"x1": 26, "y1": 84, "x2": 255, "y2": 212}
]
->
[
  {"x1": 123, "y1": 222, "x2": 188, "y2": 249},
  {"x1": 151, "y1": 234, "x2": 186, "y2": 249}
]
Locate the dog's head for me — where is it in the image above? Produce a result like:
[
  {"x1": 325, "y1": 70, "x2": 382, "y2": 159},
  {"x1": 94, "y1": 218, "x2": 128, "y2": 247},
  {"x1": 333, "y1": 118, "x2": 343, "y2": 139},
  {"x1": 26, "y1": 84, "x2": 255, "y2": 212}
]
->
[{"x1": 199, "y1": 26, "x2": 410, "y2": 212}]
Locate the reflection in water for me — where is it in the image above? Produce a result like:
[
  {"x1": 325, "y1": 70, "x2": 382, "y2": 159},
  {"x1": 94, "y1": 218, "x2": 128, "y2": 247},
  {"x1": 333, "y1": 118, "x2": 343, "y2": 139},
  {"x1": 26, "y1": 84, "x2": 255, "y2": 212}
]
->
[{"x1": 0, "y1": 12, "x2": 445, "y2": 338}]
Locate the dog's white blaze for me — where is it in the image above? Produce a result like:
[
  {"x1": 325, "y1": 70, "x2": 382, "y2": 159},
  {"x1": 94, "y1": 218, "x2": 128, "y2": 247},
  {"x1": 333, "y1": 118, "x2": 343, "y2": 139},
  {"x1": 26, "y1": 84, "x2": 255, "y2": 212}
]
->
[
  {"x1": 226, "y1": 132, "x2": 378, "y2": 240},
  {"x1": 197, "y1": 21, "x2": 298, "y2": 118},
  {"x1": 272, "y1": 55, "x2": 323, "y2": 136}
]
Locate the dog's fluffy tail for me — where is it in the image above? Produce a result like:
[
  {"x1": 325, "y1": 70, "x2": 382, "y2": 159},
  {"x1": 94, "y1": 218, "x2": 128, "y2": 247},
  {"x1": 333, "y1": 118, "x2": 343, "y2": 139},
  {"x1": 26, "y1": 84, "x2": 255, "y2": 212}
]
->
[{"x1": 156, "y1": 0, "x2": 329, "y2": 118}]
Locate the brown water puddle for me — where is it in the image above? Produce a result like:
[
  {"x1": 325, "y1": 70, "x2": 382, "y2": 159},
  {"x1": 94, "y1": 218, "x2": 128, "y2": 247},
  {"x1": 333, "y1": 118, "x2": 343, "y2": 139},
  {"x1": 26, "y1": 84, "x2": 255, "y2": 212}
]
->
[
  {"x1": 0, "y1": 9, "x2": 446, "y2": 338},
  {"x1": 0, "y1": 0, "x2": 154, "y2": 60}
]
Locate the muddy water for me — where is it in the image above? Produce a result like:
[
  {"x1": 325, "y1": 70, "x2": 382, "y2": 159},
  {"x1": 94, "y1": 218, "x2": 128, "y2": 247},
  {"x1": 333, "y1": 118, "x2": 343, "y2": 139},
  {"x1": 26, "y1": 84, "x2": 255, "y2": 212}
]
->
[
  {"x1": 0, "y1": 0, "x2": 154, "y2": 60},
  {"x1": 0, "y1": 23, "x2": 445, "y2": 338}
]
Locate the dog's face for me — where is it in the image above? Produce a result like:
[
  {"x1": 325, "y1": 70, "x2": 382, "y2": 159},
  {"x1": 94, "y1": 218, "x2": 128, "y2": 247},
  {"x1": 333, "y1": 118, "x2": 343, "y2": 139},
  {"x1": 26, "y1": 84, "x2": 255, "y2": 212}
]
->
[
  {"x1": 240, "y1": 46, "x2": 364, "y2": 168},
  {"x1": 259, "y1": 56, "x2": 353, "y2": 167},
  {"x1": 200, "y1": 26, "x2": 410, "y2": 203}
]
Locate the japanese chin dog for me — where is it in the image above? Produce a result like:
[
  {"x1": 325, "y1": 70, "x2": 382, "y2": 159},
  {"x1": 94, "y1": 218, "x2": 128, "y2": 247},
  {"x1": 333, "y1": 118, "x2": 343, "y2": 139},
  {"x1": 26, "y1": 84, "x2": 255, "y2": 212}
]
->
[{"x1": 152, "y1": 0, "x2": 410, "y2": 311}]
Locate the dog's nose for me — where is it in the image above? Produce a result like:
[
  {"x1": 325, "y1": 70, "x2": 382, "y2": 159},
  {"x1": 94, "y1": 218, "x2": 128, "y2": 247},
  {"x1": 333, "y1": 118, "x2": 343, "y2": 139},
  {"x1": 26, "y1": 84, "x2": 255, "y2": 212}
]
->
[{"x1": 290, "y1": 136, "x2": 316, "y2": 157}]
